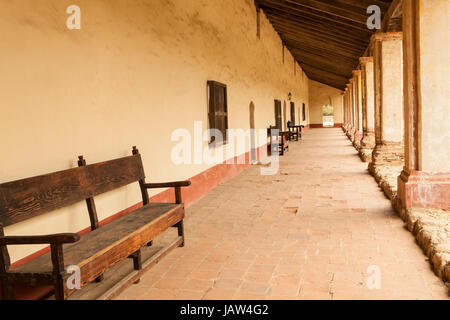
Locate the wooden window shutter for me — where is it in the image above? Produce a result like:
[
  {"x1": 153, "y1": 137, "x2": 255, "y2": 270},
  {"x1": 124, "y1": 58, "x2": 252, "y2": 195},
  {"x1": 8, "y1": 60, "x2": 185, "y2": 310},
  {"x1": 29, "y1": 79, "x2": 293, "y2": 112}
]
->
[
  {"x1": 274, "y1": 100, "x2": 282, "y2": 129},
  {"x1": 290, "y1": 102, "x2": 295, "y2": 124},
  {"x1": 207, "y1": 81, "x2": 228, "y2": 145}
]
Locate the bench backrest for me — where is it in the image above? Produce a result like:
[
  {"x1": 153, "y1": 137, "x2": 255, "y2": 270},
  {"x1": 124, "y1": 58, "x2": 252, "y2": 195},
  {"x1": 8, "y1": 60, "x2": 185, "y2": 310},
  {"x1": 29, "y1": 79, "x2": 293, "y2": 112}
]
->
[{"x1": 0, "y1": 153, "x2": 145, "y2": 228}]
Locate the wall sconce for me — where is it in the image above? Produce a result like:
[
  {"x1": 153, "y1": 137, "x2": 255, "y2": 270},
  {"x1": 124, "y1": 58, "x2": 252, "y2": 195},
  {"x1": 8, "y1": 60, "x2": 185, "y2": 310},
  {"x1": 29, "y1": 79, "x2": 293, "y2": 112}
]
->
[{"x1": 288, "y1": 92, "x2": 292, "y2": 101}]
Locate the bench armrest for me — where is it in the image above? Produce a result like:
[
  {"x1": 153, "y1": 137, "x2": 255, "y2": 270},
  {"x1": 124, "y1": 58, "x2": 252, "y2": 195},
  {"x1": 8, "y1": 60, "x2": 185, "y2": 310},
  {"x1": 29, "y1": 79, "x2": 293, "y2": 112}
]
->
[
  {"x1": 143, "y1": 181, "x2": 191, "y2": 189},
  {"x1": 144, "y1": 181, "x2": 191, "y2": 204},
  {"x1": 0, "y1": 233, "x2": 80, "y2": 245}
]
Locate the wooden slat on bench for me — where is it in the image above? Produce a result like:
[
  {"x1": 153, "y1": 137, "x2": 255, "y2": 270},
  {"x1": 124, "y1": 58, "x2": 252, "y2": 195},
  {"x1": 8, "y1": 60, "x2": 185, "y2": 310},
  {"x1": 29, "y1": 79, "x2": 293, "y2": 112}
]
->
[
  {"x1": 0, "y1": 155, "x2": 145, "y2": 227},
  {"x1": 12, "y1": 203, "x2": 183, "y2": 282}
]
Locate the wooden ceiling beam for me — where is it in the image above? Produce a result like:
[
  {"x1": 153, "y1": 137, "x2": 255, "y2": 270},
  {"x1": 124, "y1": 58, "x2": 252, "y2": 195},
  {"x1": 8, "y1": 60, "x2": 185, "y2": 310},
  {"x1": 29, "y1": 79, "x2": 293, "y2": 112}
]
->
[
  {"x1": 285, "y1": 0, "x2": 368, "y2": 24},
  {"x1": 262, "y1": 6, "x2": 372, "y2": 38},
  {"x1": 281, "y1": 34, "x2": 363, "y2": 57},
  {"x1": 303, "y1": 68, "x2": 348, "y2": 85},
  {"x1": 273, "y1": 23, "x2": 367, "y2": 51},
  {"x1": 288, "y1": 49, "x2": 356, "y2": 76},
  {"x1": 264, "y1": 12, "x2": 368, "y2": 45},
  {"x1": 307, "y1": 75, "x2": 345, "y2": 90},
  {"x1": 288, "y1": 45, "x2": 358, "y2": 65},
  {"x1": 256, "y1": 0, "x2": 370, "y2": 31},
  {"x1": 301, "y1": 70, "x2": 347, "y2": 89},
  {"x1": 300, "y1": 62, "x2": 351, "y2": 81},
  {"x1": 284, "y1": 41, "x2": 360, "y2": 63},
  {"x1": 330, "y1": 0, "x2": 391, "y2": 11}
]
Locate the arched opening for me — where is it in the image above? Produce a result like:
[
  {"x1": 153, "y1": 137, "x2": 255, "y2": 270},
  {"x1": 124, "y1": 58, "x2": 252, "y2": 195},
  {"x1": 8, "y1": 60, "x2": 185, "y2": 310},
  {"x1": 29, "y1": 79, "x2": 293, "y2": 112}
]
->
[
  {"x1": 249, "y1": 102, "x2": 256, "y2": 163},
  {"x1": 322, "y1": 104, "x2": 334, "y2": 127}
]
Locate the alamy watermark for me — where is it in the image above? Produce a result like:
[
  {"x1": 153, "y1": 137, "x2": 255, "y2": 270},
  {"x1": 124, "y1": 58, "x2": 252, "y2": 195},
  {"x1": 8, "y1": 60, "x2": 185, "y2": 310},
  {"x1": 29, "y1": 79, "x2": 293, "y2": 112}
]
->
[
  {"x1": 366, "y1": 265, "x2": 382, "y2": 290},
  {"x1": 66, "y1": 5, "x2": 81, "y2": 30},
  {"x1": 66, "y1": 265, "x2": 81, "y2": 290},
  {"x1": 171, "y1": 121, "x2": 279, "y2": 176},
  {"x1": 367, "y1": 5, "x2": 381, "y2": 30}
]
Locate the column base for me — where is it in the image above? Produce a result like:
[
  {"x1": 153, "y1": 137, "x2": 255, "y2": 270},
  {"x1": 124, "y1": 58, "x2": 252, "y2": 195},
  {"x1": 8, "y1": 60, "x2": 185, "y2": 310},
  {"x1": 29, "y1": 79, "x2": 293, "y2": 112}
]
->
[
  {"x1": 346, "y1": 126, "x2": 355, "y2": 141},
  {"x1": 370, "y1": 142, "x2": 404, "y2": 168},
  {"x1": 368, "y1": 142, "x2": 405, "y2": 200},
  {"x1": 397, "y1": 170, "x2": 450, "y2": 210},
  {"x1": 342, "y1": 124, "x2": 349, "y2": 133},
  {"x1": 359, "y1": 133, "x2": 375, "y2": 162},
  {"x1": 352, "y1": 131, "x2": 363, "y2": 150},
  {"x1": 359, "y1": 148, "x2": 373, "y2": 162},
  {"x1": 394, "y1": 170, "x2": 450, "y2": 286}
]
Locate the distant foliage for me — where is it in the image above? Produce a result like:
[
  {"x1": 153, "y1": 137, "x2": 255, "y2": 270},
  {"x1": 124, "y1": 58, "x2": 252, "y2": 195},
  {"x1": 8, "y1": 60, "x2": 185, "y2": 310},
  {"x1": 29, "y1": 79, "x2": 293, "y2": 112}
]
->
[{"x1": 322, "y1": 104, "x2": 334, "y2": 116}]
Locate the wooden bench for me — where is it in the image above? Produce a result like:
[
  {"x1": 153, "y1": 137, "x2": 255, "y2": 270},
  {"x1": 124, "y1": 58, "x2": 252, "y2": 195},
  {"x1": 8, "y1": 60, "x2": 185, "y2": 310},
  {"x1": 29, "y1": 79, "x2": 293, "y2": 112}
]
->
[
  {"x1": 0, "y1": 146, "x2": 190, "y2": 300},
  {"x1": 267, "y1": 126, "x2": 289, "y2": 156},
  {"x1": 287, "y1": 121, "x2": 301, "y2": 141}
]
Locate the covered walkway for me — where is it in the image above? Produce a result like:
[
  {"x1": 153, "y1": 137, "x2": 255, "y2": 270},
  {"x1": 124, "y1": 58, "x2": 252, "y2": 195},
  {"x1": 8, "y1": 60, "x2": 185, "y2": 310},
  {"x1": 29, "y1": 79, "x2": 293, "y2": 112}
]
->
[{"x1": 117, "y1": 128, "x2": 448, "y2": 300}]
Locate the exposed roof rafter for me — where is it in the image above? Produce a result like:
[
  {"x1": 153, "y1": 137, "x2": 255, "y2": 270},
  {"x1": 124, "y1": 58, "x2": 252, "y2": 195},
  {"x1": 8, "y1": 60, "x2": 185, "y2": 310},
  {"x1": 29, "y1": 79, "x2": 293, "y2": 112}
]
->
[{"x1": 256, "y1": 0, "x2": 395, "y2": 90}]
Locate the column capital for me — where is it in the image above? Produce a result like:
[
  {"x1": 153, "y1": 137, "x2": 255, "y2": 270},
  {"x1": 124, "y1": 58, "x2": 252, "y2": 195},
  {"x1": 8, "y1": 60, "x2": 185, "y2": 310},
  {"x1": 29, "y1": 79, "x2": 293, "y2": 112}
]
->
[
  {"x1": 359, "y1": 57, "x2": 374, "y2": 64},
  {"x1": 370, "y1": 32, "x2": 403, "y2": 43},
  {"x1": 349, "y1": 79, "x2": 354, "y2": 84},
  {"x1": 352, "y1": 70, "x2": 361, "y2": 76}
]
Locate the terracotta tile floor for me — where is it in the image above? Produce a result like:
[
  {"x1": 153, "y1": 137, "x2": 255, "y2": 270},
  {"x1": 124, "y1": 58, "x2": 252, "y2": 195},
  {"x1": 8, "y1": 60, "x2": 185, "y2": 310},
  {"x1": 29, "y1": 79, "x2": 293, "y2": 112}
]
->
[{"x1": 117, "y1": 128, "x2": 449, "y2": 300}]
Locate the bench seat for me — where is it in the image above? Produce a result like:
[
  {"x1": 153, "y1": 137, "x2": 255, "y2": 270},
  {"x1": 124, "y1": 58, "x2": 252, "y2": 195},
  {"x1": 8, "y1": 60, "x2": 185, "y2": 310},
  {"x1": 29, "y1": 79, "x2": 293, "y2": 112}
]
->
[{"x1": 10, "y1": 203, "x2": 183, "y2": 289}]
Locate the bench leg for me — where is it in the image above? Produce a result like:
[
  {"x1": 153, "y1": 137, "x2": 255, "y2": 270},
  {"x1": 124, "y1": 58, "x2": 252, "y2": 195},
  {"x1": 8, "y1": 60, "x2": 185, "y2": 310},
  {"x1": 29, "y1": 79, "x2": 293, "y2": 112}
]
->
[
  {"x1": 53, "y1": 276, "x2": 65, "y2": 300},
  {"x1": 176, "y1": 220, "x2": 185, "y2": 247},
  {"x1": 128, "y1": 250, "x2": 142, "y2": 284},
  {"x1": 1, "y1": 280, "x2": 14, "y2": 300}
]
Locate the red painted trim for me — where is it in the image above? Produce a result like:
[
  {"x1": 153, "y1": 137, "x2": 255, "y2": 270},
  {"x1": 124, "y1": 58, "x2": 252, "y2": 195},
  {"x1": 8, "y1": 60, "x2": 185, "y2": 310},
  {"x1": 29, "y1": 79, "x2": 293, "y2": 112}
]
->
[
  {"x1": 398, "y1": 170, "x2": 450, "y2": 210},
  {"x1": 2, "y1": 144, "x2": 268, "y2": 300}
]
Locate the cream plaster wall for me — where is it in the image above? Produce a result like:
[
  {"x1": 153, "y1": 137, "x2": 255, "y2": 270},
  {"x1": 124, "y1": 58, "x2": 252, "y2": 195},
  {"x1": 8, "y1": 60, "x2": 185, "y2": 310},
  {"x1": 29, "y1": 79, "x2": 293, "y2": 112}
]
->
[
  {"x1": 0, "y1": 0, "x2": 310, "y2": 262},
  {"x1": 308, "y1": 80, "x2": 343, "y2": 125}
]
